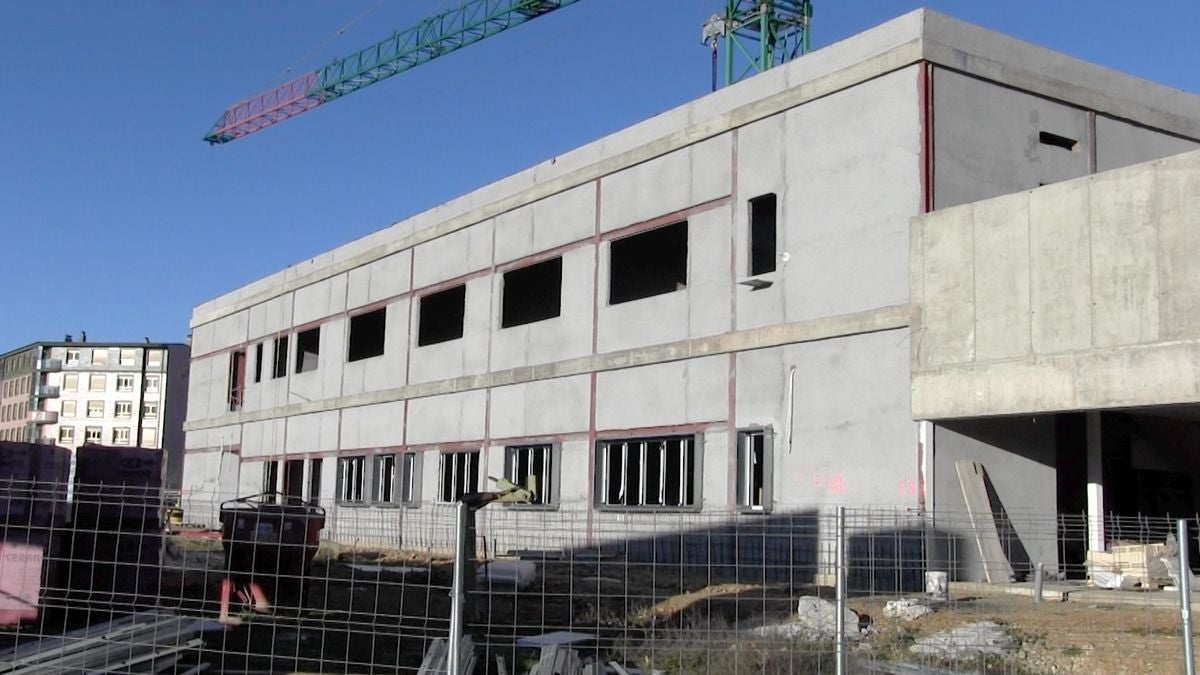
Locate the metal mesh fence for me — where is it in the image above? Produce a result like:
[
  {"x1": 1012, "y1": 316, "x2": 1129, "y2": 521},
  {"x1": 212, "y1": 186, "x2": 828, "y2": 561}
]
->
[{"x1": 1, "y1": 480, "x2": 1197, "y2": 674}]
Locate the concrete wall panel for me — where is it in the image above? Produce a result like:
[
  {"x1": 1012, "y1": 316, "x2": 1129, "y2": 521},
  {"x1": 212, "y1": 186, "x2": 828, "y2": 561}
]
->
[
  {"x1": 494, "y1": 184, "x2": 595, "y2": 265},
  {"x1": 1155, "y1": 154, "x2": 1200, "y2": 339},
  {"x1": 595, "y1": 356, "x2": 727, "y2": 432},
  {"x1": 412, "y1": 221, "x2": 493, "y2": 290},
  {"x1": 489, "y1": 375, "x2": 590, "y2": 441},
  {"x1": 1029, "y1": 180, "x2": 1092, "y2": 353},
  {"x1": 339, "y1": 400, "x2": 406, "y2": 449},
  {"x1": 346, "y1": 250, "x2": 412, "y2": 311},
  {"x1": 599, "y1": 136, "x2": 731, "y2": 234},
  {"x1": 408, "y1": 277, "x2": 491, "y2": 384},
  {"x1": 285, "y1": 411, "x2": 339, "y2": 454},
  {"x1": 293, "y1": 275, "x2": 348, "y2": 328},
  {"x1": 918, "y1": 203, "x2": 975, "y2": 366},
  {"x1": 1088, "y1": 163, "x2": 1159, "y2": 348},
  {"x1": 1096, "y1": 116, "x2": 1199, "y2": 172},
  {"x1": 406, "y1": 390, "x2": 487, "y2": 446},
  {"x1": 935, "y1": 68, "x2": 1090, "y2": 209},
  {"x1": 247, "y1": 294, "x2": 293, "y2": 342},
  {"x1": 972, "y1": 195, "x2": 1031, "y2": 361}
]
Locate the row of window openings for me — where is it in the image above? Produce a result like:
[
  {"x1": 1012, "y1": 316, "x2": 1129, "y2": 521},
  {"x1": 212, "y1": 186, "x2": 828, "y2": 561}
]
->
[
  {"x1": 0, "y1": 402, "x2": 27, "y2": 422},
  {"x1": 62, "y1": 348, "x2": 164, "y2": 367},
  {"x1": 314, "y1": 430, "x2": 771, "y2": 511},
  {"x1": 227, "y1": 194, "x2": 780, "y2": 407},
  {"x1": 2, "y1": 376, "x2": 30, "y2": 398},
  {"x1": 57, "y1": 425, "x2": 156, "y2": 446},
  {"x1": 60, "y1": 400, "x2": 158, "y2": 419},
  {"x1": 61, "y1": 373, "x2": 160, "y2": 393}
]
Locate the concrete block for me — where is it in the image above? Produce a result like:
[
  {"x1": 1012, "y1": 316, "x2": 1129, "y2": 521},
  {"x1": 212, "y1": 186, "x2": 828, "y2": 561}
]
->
[
  {"x1": 284, "y1": 411, "x2": 339, "y2": 455},
  {"x1": 406, "y1": 390, "x2": 487, "y2": 446},
  {"x1": 489, "y1": 375, "x2": 589, "y2": 440},
  {"x1": 412, "y1": 220, "x2": 493, "y2": 290}
]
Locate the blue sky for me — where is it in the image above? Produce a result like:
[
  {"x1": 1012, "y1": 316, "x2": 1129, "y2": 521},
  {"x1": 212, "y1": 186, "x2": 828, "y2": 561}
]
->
[{"x1": 1, "y1": 0, "x2": 1197, "y2": 349}]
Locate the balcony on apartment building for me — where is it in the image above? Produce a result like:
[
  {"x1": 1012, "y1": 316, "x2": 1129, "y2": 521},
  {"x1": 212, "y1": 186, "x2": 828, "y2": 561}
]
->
[
  {"x1": 35, "y1": 358, "x2": 62, "y2": 372},
  {"x1": 33, "y1": 384, "x2": 60, "y2": 399},
  {"x1": 29, "y1": 410, "x2": 58, "y2": 424}
]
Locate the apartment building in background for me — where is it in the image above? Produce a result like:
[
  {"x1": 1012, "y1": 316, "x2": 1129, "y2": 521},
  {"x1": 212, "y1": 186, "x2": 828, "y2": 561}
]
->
[
  {"x1": 0, "y1": 340, "x2": 191, "y2": 490},
  {"x1": 182, "y1": 10, "x2": 1200, "y2": 579}
]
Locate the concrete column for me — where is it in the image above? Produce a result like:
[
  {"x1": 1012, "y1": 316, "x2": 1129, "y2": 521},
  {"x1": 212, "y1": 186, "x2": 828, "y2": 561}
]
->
[{"x1": 1086, "y1": 411, "x2": 1105, "y2": 552}]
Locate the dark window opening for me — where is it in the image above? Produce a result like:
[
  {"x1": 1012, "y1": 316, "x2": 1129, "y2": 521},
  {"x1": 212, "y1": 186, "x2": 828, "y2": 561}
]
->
[
  {"x1": 283, "y1": 459, "x2": 304, "y2": 500},
  {"x1": 1039, "y1": 131, "x2": 1078, "y2": 151},
  {"x1": 261, "y1": 461, "x2": 278, "y2": 502},
  {"x1": 272, "y1": 336, "x2": 288, "y2": 379},
  {"x1": 749, "y1": 193, "x2": 778, "y2": 276},
  {"x1": 504, "y1": 444, "x2": 555, "y2": 505},
  {"x1": 295, "y1": 327, "x2": 320, "y2": 374},
  {"x1": 227, "y1": 350, "x2": 246, "y2": 413},
  {"x1": 348, "y1": 308, "x2": 387, "y2": 362},
  {"x1": 502, "y1": 257, "x2": 563, "y2": 328},
  {"x1": 253, "y1": 342, "x2": 264, "y2": 383},
  {"x1": 400, "y1": 452, "x2": 421, "y2": 505},
  {"x1": 597, "y1": 436, "x2": 696, "y2": 508},
  {"x1": 609, "y1": 221, "x2": 688, "y2": 305},
  {"x1": 418, "y1": 285, "x2": 466, "y2": 346},
  {"x1": 439, "y1": 450, "x2": 480, "y2": 502},
  {"x1": 309, "y1": 458, "x2": 323, "y2": 502},
  {"x1": 375, "y1": 454, "x2": 397, "y2": 504},
  {"x1": 736, "y1": 429, "x2": 772, "y2": 511},
  {"x1": 337, "y1": 455, "x2": 366, "y2": 503}
]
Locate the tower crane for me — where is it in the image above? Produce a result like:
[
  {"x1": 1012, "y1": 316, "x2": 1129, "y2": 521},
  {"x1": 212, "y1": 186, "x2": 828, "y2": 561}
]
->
[
  {"x1": 203, "y1": 0, "x2": 813, "y2": 145},
  {"x1": 203, "y1": 0, "x2": 581, "y2": 145}
]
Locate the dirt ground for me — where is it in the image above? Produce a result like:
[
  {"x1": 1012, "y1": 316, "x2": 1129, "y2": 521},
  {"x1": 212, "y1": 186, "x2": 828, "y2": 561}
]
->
[{"x1": 148, "y1": 537, "x2": 1199, "y2": 674}]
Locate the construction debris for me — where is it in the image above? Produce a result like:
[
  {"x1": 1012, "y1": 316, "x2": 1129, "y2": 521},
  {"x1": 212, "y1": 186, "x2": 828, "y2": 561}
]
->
[{"x1": 416, "y1": 636, "x2": 476, "y2": 675}]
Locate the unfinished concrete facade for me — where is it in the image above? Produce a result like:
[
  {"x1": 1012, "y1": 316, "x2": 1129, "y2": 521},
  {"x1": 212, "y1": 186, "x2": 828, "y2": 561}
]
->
[{"x1": 182, "y1": 9, "x2": 1200, "y2": 579}]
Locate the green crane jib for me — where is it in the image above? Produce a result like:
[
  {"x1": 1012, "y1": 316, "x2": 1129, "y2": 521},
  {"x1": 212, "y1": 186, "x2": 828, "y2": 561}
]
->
[{"x1": 204, "y1": 0, "x2": 581, "y2": 145}]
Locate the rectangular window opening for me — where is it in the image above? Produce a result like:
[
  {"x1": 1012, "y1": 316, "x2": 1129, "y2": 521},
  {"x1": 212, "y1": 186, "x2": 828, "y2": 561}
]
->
[
  {"x1": 400, "y1": 452, "x2": 421, "y2": 505},
  {"x1": 309, "y1": 458, "x2": 323, "y2": 502},
  {"x1": 84, "y1": 427, "x2": 102, "y2": 443},
  {"x1": 228, "y1": 350, "x2": 246, "y2": 412},
  {"x1": 283, "y1": 459, "x2": 305, "y2": 500},
  {"x1": 501, "y1": 258, "x2": 563, "y2": 328},
  {"x1": 253, "y1": 343, "x2": 264, "y2": 383},
  {"x1": 418, "y1": 285, "x2": 466, "y2": 347},
  {"x1": 749, "y1": 193, "x2": 778, "y2": 276},
  {"x1": 1039, "y1": 131, "x2": 1079, "y2": 151},
  {"x1": 348, "y1": 309, "x2": 387, "y2": 362},
  {"x1": 262, "y1": 461, "x2": 279, "y2": 502},
  {"x1": 337, "y1": 455, "x2": 366, "y2": 504},
  {"x1": 736, "y1": 429, "x2": 773, "y2": 512},
  {"x1": 295, "y1": 328, "x2": 320, "y2": 374},
  {"x1": 597, "y1": 435, "x2": 696, "y2": 509},
  {"x1": 272, "y1": 336, "x2": 289, "y2": 379},
  {"x1": 375, "y1": 454, "x2": 397, "y2": 504},
  {"x1": 609, "y1": 220, "x2": 688, "y2": 305},
  {"x1": 504, "y1": 444, "x2": 556, "y2": 506},
  {"x1": 438, "y1": 450, "x2": 480, "y2": 503}
]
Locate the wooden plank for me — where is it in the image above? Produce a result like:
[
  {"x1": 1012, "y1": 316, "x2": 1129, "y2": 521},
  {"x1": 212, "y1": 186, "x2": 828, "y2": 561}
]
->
[{"x1": 956, "y1": 460, "x2": 1014, "y2": 583}]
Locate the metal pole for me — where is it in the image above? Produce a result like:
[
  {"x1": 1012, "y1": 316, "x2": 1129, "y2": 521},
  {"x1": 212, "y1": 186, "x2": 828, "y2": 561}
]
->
[
  {"x1": 448, "y1": 502, "x2": 469, "y2": 675},
  {"x1": 1179, "y1": 519, "x2": 1195, "y2": 675},
  {"x1": 1033, "y1": 562, "x2": 1044, "y2": 603},
  {"x1": 836, "y1": 506, "x2": 846, "y2": 675}
]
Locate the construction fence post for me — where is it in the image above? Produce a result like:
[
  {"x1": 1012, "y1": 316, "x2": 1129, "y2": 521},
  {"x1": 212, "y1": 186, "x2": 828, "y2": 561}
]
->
[
  {"x1": 448, "y1": 501, "x2": 470, "y2": 675},
  {"x1": 836, "y1": 506, "x2": 847, "y2": 675},
  {"x1": 1179, "y1": 518, "x2": 1195, "y2": 675}
]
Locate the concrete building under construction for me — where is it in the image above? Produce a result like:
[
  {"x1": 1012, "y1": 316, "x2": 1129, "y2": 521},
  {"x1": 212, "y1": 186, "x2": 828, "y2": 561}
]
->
[{"x1": 181, "y1": 9, "x2": 1200, "y2": 579}]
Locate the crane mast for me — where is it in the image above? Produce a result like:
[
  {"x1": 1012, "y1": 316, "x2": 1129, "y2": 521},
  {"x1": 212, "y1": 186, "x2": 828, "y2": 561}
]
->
[
  {"x1": 703, "y1": 0, "x2": 813, "y2": 89},
  {"x1": 204, "y1": 0, "x2": 581, "y2": 145}
]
